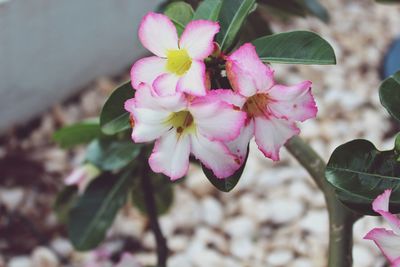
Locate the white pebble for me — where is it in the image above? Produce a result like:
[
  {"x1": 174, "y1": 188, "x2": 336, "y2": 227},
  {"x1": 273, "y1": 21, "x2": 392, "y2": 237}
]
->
[
  {"x1": 266, "y1": 250, "x2": 294, "y2": 266},
  {"x1": 31, "y1": 247, "x2": 59, "y2": 267},
  {"x1": 200, "y1": 197, "x2": 224, "y2": 227}
]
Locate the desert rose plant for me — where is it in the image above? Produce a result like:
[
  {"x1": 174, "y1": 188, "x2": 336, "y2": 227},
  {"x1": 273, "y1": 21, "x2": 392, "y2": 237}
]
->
[{"x1": 52, "y1": 0, "x2": 400, "y2": 266}]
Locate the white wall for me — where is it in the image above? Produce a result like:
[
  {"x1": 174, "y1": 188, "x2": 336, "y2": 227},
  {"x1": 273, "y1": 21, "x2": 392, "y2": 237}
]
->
[{"x1": 0, "y1": 0, "x2": 162, "y2": 132}]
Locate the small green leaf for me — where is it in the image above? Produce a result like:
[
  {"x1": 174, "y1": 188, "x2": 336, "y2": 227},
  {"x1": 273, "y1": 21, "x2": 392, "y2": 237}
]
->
[
  {"x1": 54, "y1": 186, "x2": 78, "y2": 224},
  {"x1": 68, "y1": 172, "x2": 133, "y2": 251},
  {"x1": 253, "y1": 31, "x2": 336, "y2": 65},
  {"x1": 86, "y1": 139, "x2": 141, "y2": 171},
  {"x1": 326, "y1": 139, "x2": 400, "y2": 215},
  {"x1": 202, "y1": 148, "x2": 249, "y2": 192},
  {"x1": 217, "y1": 0, "x2": 257, "y2": 52},
  {"x1": 132, "y1": 173, "x2": 174, "y2": 216},
  {"x1": 100, "y1": 81, "x2": 133, "y2": 135},
  {"x1": 379, "y1": 71, "x2": 400, "y2": 122},
  {"x1": 193, "y1": 0, "x2": 223, "y2": 21},
  {"x1": 164, "y1": 1, "x2": 194, "y2": 35},
  {"x1": 53, "y1": 118, "x2": 101, "y2": 149},
  {"x1": 376, "y1": 0, "x2": 400, "y2": 3}
]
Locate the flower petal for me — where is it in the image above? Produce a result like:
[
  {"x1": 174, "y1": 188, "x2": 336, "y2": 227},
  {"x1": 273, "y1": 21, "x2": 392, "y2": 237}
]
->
[
  {"x1": 203, "y1": 89, "x2": 247, "y2": 108},
  {"x1": 373, "y1": 190, "x2": 400, "y2": 235},
  {"x1": 176, "y1": 60, "x2": 207, "y2": 96},
  {"x1": 227, "y1": 120, "x2": 255, "y2": 165},
  {"x1": 149, "y1": 130, "x2": 191, "y2": 180},
  {"x1": 364, "y1": 228, "x2": 400, "y2": 266},
  {"x1": 130, "y1": 108, "x2": 171, "y2": 143},
  {"x1": 179, "y1": 20, "x2": 220, "y2": 60},
  {"x1": 190, "y1": 97, "x2": 247, "y2": 142},
  {"x1": 153, "y1": 73, "x2": 180, "y2": 96},
  {"x1": 130, "y1": 56, "x2": 167, "y2": 89},
  {"x1": 227, "y1": 43, "x2": 274, "y2": 96},
  {"x1": 191, "y1": 133, "x2": 241, "y2": 178},
  {"x1": 254, "y1": 116, "x2": 300, "y2": 161},
  {"x1": 138, "y1": 12, "x2": 178, "y2": 57},
  {"x1": 267, "y1": 81, "x2": 317, "y2": 122}
]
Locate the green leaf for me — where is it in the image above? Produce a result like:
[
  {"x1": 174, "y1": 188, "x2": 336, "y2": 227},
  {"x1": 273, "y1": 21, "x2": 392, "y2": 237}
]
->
[
  {"x1": 53, "y1": 118, "x2": 101, "y2": 149},
  {"x1": 165, "y1": 1, "x2": 194, "y2": 35},
  {"x1": 259, "y1": 0, "x2": 306, "y2": 17},
  {"x1": 300, "y1": 0, "x2": 330, "y2": 23},
  {"x1": 396, "y1": 133, "x2": 400, "y2": 155},
  {"x1": 253, "y1": 31, "x2": 336, "y2": 65},
  {"x1": 193, "y1": 0, "x2": 223, "y2": 21},
  {"x1": 54, "y1": 186, "x2": 78, "y2": 224},
  {"x1": 68, "y1": 172, "x2": 133, "y2": 251},
  {"x1": 132, "y1": 173, "x2": 174, "y2": 216},
  {"x1": 202, "y1": 147, "x2": 249, "y2": 192},
  {"x1": 86, "y1": 139, "x2": 141, "y2": 171},
  {"x1": 100, "y1": 81, "x2": 133, "y2": 135},
  {"x1": 379, "y1": 71, "x2": 400, "y2": 122},
  {"x1": 216, "y1": 0, "x2": 257, "y2": 52},
  {"x1": 326, "y1": 139, "x2": 400, "y2": 215}
]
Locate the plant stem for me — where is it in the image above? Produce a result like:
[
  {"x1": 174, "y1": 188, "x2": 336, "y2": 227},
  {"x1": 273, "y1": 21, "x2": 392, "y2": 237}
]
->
[
  {"x1": 285, "y1": 136, "x2": 357, "y2": 267},
  {"x1": 140, "y1": 161, "x2": 168, "y2": 267}
]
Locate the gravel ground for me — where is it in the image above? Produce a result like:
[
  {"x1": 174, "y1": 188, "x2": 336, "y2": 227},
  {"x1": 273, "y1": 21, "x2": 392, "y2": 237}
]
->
[{"x1": 1, "y1": 0, "x2": 400, "y2": 266}]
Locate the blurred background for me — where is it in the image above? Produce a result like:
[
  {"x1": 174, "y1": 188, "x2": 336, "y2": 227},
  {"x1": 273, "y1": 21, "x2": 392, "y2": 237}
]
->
[{"x1": 0, "y1": 0, "x2": 400, "y2": 266}]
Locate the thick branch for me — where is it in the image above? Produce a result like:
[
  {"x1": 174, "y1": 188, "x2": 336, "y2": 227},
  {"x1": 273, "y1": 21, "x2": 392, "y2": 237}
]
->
[
  {"x1": 285, "y1": 136, "x2": 356, "y2": 267},
  {"x1": 140, "y1": 162, "x2": 168, "y2": 267}
]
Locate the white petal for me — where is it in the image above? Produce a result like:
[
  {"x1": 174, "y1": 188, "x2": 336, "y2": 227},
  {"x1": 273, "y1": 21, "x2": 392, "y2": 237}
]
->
[
  {"x1": 254, "y1": 117, "x2": 300, "y2": 161},
  {"x1": 153, "y1": 73, "x2": 180, "y2": 96},
  {"x1": 365, "y1": 228, "x2": 400, "y2": 265},
  {"x1": 267, "y1": 81, "x2": 317, "y2": 122},
  {"x1": 130, "y1": 56, "x2": 167, "y2": 89},
  {"x1": 227, "y1": 121, "x2": 254, "y2": 165},
  {"x1": 191, "y1": 133, "x2": 241, "y2": 178},
  {"x1": 138, "y1": 12, "x2": 178, "y2": 57},
  {"x1": 149, "y1": 130, "x2": 191, "y2": 180},
  {"x1": 131, "y1": 108, "x2": 171, "y2": 142},
  {"x1": 189, "y1": 98, "x2": 246, "y2": 141},
  {"x1": 179, "y1": 20, "x2": 219, "y2": 60},
  {"x1": 177, "y1": 60, "x2": 207, "y2": 96}
]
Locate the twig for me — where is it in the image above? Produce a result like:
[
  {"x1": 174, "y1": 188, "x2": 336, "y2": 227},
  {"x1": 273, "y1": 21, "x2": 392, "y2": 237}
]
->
[
  {"x1": 140, "y1": 158, "x2": 168, "y2": 267},
  {"x1": 285, "y1": 136, "x2": 358, "y2": 267}
]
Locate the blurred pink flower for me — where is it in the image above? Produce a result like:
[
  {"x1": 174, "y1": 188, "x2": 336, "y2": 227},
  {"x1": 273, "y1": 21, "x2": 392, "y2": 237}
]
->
[
  {"x1": 364, "y1": 189, "x2": 400, "y2": 267},
  {"x1": 131, "y1": 12, "x2": 219, "y2": 96},
  {"x1": 225, "y1": 43, "x2": 317, "y2": 161},
  {"x1": 64, "y1": 163, "x2": 100, "y2": 193}
]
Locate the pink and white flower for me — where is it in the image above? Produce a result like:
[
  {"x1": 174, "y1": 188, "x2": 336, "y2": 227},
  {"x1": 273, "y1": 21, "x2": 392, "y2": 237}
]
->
[
  {"x1": 65, "y1": 163, "x2": 100, "y2": 194},
  {"x1": 131, "y1": 12, "x2": 220, "y2": 96},
  {"x1": 124, "y1": 83, "x2": 246, "y2": 180},
  {"x1": 364, "y1": 190, "x2": 400, "y2": 267},
  {"x1": 225, "y1": 43, "x2": 318, "y2": 161}
]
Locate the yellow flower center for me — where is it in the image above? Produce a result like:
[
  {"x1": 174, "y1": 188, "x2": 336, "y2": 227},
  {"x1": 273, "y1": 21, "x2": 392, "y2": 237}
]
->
[
  {"x1": 168, "y1": 111, "x2": 195, "y2": 135},
  {"x1": 243, "y1": 93, "x2": 270, "y2": 118},
  {"x1": 166, "y1": 49, "x2": 192, "y2": 76}
]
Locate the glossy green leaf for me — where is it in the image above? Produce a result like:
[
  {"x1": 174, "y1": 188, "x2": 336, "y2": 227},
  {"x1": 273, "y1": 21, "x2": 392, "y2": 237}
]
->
[
  {"x1": 132, "y1": 173, "x2": 174, "y2": 216},
  {"x1": 164, "y1": 1, "x2": 194, "y2": 35},
  {"x1": 396, "y1": 133, "x2": 400, "y2": 155},
  {"x1": 379, "y1": 71, "x2": 400, "y2": 122},
  {"x1": 68, "y1": 172, "x2": 133, "y2": 251},
  {"x1": 100, "y1": 81, "x2": 133, "y2": 135},
  {"x1": 193, "y1": 0, "x2": 223, "y2": 21},
  {"x1": 326, "y1": 139, "x2": 400, "y2": 215},
  {"x1": 53, "y1": 118, "x2": 101, "y2": 149},
  {"x1": 86, "y1": 139, "x2": 141, "y2": 171},
  {"x1": 383, "y1": 38, "x2": 400, "y2": 78},
  {"x1": 253, "y1": 31, "x2": 336, "y2": 65},
  {"x1": 202, "y1": 148, "x2": 249, "y2": 192},
  {"x1": 54, "y1": 186, "x2": 78, "y2": 224},
  {"x1": 216, "y1": 0, "x2": 257, "y2": 52}
]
